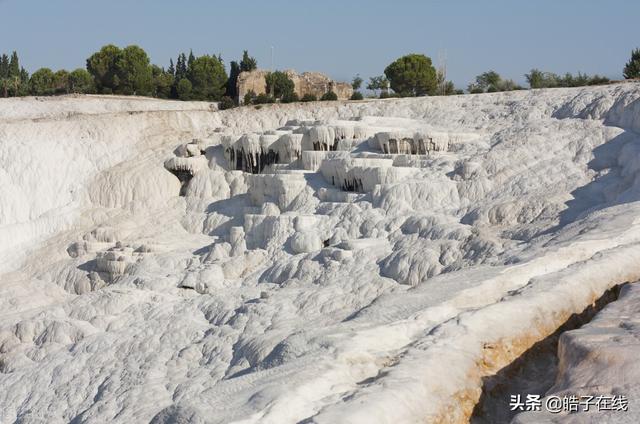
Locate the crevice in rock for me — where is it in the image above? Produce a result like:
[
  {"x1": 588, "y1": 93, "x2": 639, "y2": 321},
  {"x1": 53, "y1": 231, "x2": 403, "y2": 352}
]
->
[
  {"x1": 470, "y1": 284, "x2": 623, "y2": 424},
  {"x1": 167, "y1": 169, "x2": 194, "y2": 196}
]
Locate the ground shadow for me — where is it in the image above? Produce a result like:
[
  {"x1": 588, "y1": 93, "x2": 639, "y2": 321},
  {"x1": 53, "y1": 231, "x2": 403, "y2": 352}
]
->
[
  {"x1": 542, "y1": 130, "x2": 640, "y2": 235},
  {"x1": 204, "y1": 194, "x2": 251, "y2": 236},
  {"x1": 77, "y1": 259, "x2": 97, "y2": 272}
]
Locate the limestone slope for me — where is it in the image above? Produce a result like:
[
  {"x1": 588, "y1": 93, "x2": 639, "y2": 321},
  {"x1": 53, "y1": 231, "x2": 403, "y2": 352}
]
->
[{"x1": 1, "y1": 85, "x2": 640, "y2": 423}]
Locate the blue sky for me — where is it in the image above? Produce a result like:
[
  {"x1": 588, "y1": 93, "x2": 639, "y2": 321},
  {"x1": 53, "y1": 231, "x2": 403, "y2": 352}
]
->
[{"x1": 1, "y1": 0, "x2": 638, "y2": 88}]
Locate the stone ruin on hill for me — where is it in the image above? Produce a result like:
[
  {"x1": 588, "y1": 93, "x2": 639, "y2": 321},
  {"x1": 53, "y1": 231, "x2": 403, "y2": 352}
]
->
[{"x1": 236, "y1": 69, "x2": 353, "y2": 103}]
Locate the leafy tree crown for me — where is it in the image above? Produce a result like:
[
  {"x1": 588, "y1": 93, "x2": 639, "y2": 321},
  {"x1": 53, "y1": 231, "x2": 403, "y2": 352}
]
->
[{"x1": 383, "y1": 54, "x2": 437, "y2": 96}]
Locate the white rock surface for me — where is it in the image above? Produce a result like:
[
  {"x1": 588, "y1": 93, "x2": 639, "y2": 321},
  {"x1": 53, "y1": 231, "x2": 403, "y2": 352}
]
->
[
  {"x1": 289, "y1": 231, "x2": 323, "y2": 254},
  {"x1": 2, "y1": 85, "x2": 640, "y2": 423}
]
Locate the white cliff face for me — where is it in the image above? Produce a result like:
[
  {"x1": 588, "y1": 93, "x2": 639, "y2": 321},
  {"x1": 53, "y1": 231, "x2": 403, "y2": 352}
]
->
[{"x1": 1, "y1": 85, "x2": 640, "y2": 423}]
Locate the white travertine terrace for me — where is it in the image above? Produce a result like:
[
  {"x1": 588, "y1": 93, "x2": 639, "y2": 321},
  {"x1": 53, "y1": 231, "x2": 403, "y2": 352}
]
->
[
  {"x1": 374, "y1": 130, "x2": 450, "y2": 154},
  {"x1": 2, "y1": 85, "x2": 640, "y2": 423}
]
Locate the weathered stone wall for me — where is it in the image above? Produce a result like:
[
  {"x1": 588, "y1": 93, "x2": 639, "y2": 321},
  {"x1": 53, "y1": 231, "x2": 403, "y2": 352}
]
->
[
  {"x1": 237, "y1": 69, "x2": 353, "y2": 103},
  {"x1": 237, "y1": 70, "x2": 270, "y2": 103}
]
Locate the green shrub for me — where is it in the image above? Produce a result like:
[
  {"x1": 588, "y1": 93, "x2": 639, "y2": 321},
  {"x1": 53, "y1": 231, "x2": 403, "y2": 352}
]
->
[
  {"x1": 243, "y1": 90, "x2": 256, "y2": 105},
  {"x1": 441, "y1": 81, "x2": 456, "y2": 96},
  {"x1": 352, "y1": 76, "x2": 363, "y2": 90},
  {"x1": 320, "y1": 91, "x2": 338, "y2": 101},
  {"x1": 367, "y1": 75, "x2": 389, "y2": 97},
  {"x1": 265, "y1": 71, "x2": 295, "y2": 100},
  {"x1": 152, "y1": 65, "x2": 173, "y2": 98},
  {"x1": 29, "y1": 68, "x2": 56, "y2": 95},
  {"x1": 526, "y1": 68, "x2": 610, "y2": 89},
  {"x1": 176, "y1": 78, "x2": 192, "y2": 100},
  {"x1": 350, "y1": 91, "x2": 363, "y2": 100},
  {"x1": 588, "y1": 75, "x2": 610, "y2": 85},
  {"x1": 53, "y1": 69, "x2": 70, "y2": 94},
  {"x1": 281, "y1": 92, "x2": 299, "y2": 103},
  {"x1": 69, "y1": 68, "x2": 95, "y2": 94},
  {"x1": 301, "y1": 93, "x2": 317, "y2": 102},
  {"x1": 253, "y1": 93, "x2": 275, "y2": 104},
  {"x1": 218, "y1": 96, "x2": 236, "y2": 110},
  {"x1": 379, "y1": 91, "x2": 399, "y2": 99}
]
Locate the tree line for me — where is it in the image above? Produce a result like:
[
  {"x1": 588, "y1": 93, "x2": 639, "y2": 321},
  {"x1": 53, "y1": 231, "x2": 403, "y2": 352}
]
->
[
  {"x1": 362, "y1": 49, "x2": 640, "y2": 98},
  {"x1": 2, "y1": 46, "x2": 639, "y2": 102},
  {"x1": 86, "y1": 45, "x2": 229, "y2": 101},
  {"x1": 0, "y1": 46, "x2": 246, "y2": 101}
]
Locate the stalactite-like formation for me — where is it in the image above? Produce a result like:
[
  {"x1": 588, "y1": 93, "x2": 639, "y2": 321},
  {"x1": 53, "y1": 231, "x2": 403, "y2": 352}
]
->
[
  {"x1": 236, "y1": 148, "x2": 280, "y2": 174},
  {"x1": 375, "y1": 131, "x2": 449, "y2": 154},
  {"x1": 341, "y1": 177, "x2": 364, "y2": 192}
]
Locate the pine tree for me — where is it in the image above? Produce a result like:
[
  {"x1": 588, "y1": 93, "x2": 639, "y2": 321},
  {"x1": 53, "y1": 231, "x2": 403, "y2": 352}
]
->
[
  {"x1": 168, "y1": 58, "x2": 175, "y2": 76},
  {"x1": 86, "y1": 44, "x2": 122, "y2": 93},
  {"x1": 20, "y1": 67, "x2": 29, "y2": 83},
  {"x1": 188, "y1": 50, "x2": 195, "y2": 68},
  {"x1": 623, "y1": 48, "x2": 640, "y2": 79},
  {"x1": 226, "y1": 60, "x2": 241, "y2": 99},
  {"x1": 171, "y1": 53, "x2": 189, "y2": 100},
  {"x1": 187, "y1": 50, "x2": 196, "y2": 82},
  {"x1": 240, "y1": 50, "x2": 257, "y2": 72},
  {"x1": 0, "y1": 54, "x2": 8, "y2": 79},
  {"x1": 175, "y1": 55, "x2": 183, "y2": 80},
  {"x1": 8, "y1": 51, "x2": 20, "y2": 78},
  {"x1": 1, "y1": 79, "x2": 8, "y2": 98},
  {"x1": 176, "y1": 78, "x2": 192, "y2": 100},
  {"x1": 176, "y1": 53, "x2": 187, "y2": 80},
  {"x1": 114, "y1": 45, "x2": 153, "y2": 96},
  {"x1": 188, "y1": 55, "x2": 227, "y2": 101},
  {"x1": 384, "y1": 54, "x2": 438, "y2": 96}
]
